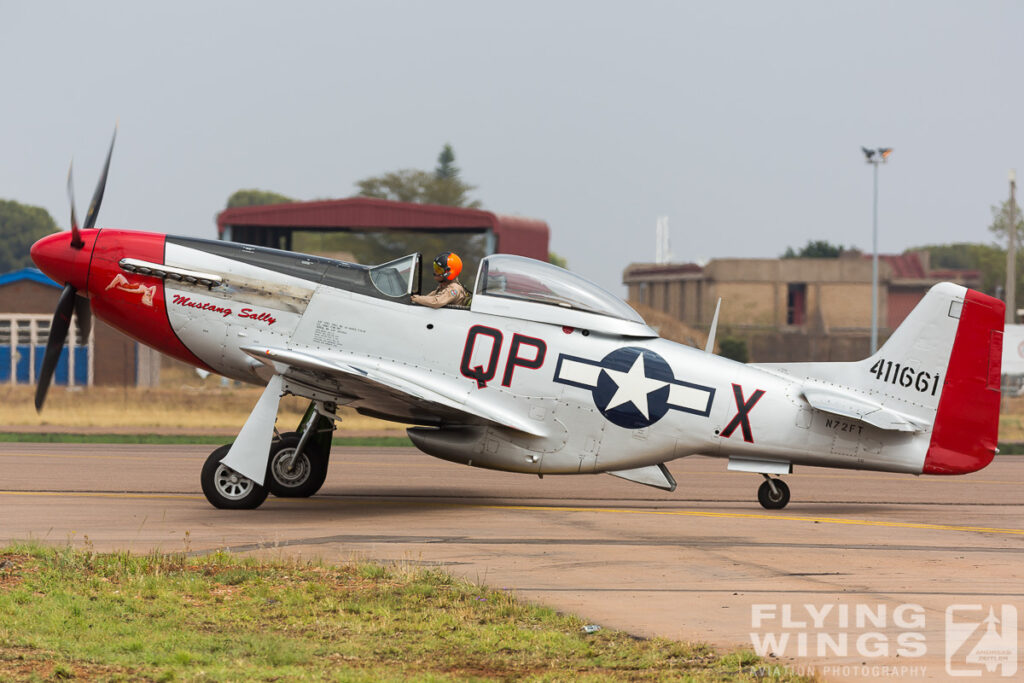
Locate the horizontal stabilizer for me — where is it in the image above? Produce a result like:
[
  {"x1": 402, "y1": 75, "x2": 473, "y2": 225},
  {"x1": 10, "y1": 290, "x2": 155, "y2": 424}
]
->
[
  {"x1": 607, "y1": 463, "x2": 676, "y2": 491},
  {"x1": 801, "y1": 385, "x2": 927, "y2": 432}
]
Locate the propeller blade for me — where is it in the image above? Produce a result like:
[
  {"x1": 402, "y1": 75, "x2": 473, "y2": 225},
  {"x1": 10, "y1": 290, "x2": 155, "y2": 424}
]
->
[
  {"x1": 82, "y1": 126, "x2": 117, "y2": 231},
  {"x1": 67, "y1": 162, "x2": 82, "y2": 249},
  {"x1": 35, "y1": 284, "x2": 77, "y2": 411},
  {"x1": 74, "y1": 294, "x2": 92, "y2": 340}
]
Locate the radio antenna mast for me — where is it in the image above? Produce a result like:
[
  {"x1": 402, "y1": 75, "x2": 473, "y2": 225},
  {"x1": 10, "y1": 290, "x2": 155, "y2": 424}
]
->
[{"x1": 655, "y1": 215, "x2": 671, "y2": 264}]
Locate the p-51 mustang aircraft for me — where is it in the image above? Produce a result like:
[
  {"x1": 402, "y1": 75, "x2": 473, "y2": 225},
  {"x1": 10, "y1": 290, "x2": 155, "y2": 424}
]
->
[{"x1": 31, "y1": 135, "x2": 1004, "y2": 510}]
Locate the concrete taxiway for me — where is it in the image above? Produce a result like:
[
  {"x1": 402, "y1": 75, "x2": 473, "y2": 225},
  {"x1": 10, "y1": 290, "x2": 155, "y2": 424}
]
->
[{"x1": 1, "y1": 442, "x2": 1021, "y2": 681}]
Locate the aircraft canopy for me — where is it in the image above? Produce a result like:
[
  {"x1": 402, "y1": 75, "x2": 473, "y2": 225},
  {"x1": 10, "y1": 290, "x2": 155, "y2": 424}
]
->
[{"x1": 475, "y1": 254, "x2": 645, "y2": 323}]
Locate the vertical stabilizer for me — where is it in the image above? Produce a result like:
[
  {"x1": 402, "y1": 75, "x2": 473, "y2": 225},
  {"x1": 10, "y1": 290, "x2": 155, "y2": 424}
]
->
[{"x1": 754, "y1": 283, "x2": 1004, "y2": 475}]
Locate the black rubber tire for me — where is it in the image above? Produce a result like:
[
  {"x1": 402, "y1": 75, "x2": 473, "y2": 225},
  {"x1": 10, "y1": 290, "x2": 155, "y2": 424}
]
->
[
  {"x1": 200, "y1": 444, "x2": 269, "y2": 510},
  {"x1": 757, "y1": 478, "x2": 790, "y2": 510},
  {"x1": 265, "y1": 434, "x2": 329, "y2": 498}
]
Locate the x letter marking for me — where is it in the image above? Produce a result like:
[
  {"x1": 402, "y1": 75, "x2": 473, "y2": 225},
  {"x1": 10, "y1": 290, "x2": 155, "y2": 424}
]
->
[{"x1": 720, "y1": 383, "x2": 765, "y2": 443}]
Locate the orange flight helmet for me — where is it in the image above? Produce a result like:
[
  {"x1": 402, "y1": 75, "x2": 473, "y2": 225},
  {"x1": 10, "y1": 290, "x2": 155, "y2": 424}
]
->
[{"x1": 432, "y1": 251, "x2": 462, "y2": 281}]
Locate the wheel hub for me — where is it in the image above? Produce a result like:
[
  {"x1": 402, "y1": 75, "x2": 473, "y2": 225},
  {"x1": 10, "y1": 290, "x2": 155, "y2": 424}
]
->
[
  {"x1": 270, "y1": 449, "x2": 311, "y2": 488},
  {"x1": 214, "y1": 464, "x2": 255, "y2": 500}
]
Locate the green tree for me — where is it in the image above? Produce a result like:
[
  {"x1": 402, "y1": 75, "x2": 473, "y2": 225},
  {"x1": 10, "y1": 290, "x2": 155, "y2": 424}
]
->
[
  {"x1": 915, "y1": 242, "x2": 1014, "y2": 300},
  {"x1": 355, "y1": 144, "x2": 481, "y2": 208},
  {"x1": 226, "y1": 189, "x2": 294, "y2": 209},
  {"x1": 988, "y1": 197, "x2": 1024, "y2": 245},
  {"x1": 982, "y1": 197, "x2": 1024, "y2": 306},
  {"x1": 718, "y1": 337, "x2": 748, "y2": 363},
  {"x1": 0, "y1": 199, "x2": 58, "y2": 273},
  {"x1": 781, "y1": 240, "x2": 854, "y2": 258},
  {"x1": 355, "y1": 169, "x2": 435, "y2": 204},
  {"x1": 548, "y1": 252, "x2": 568, "y2": 269},
  {"x1": 435, "y1": 144, "x2": 458, "y2": 180}
]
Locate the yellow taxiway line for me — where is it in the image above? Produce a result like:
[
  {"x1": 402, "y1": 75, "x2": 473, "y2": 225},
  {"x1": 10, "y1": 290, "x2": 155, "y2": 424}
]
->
[
  {"x1": 0, "y1": 490, "x2": 200, "y2": 501},
  {"x1": 471, "y1": 504, "x2": 1024, "y2": 537},
  {"x1": 1, "y1": 489, "x2": 1023, "y2": 537}
]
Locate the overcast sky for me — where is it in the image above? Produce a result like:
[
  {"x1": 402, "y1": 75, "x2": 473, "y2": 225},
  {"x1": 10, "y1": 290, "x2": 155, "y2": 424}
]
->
[{"x1": 2, "y1": 1, "x2": 1022, "y2": 295}]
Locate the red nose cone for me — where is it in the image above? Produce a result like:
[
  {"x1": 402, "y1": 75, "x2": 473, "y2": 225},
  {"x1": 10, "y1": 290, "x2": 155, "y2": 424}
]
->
[{"x1": 30, "y1": 230, "x2": 98, "y2": 291}]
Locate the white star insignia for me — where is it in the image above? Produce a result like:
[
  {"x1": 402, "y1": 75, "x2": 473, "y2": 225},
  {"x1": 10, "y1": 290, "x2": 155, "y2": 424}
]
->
[{"x1": 601, "y1": 353, "x2": 668, "y2": 419}]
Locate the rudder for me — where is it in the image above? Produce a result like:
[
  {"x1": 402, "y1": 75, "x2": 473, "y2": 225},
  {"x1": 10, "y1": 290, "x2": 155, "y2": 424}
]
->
[{"x1": 923, "y1": 289, "x2": 1004, "y2": 474}]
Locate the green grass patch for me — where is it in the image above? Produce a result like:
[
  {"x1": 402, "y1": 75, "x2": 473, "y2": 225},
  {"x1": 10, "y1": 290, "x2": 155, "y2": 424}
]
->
[
  {"x1": 0, "y1": 544, "x2": 808, "y2": 682},
  {"x1": 0, "y1": 433, "x2": 413, "y2": 447}
]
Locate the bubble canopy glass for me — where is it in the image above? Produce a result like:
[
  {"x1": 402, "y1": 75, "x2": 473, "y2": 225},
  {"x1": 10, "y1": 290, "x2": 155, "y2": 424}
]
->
[{"x1": 475, "y1": 254, "x2": 645, "y2": 323}]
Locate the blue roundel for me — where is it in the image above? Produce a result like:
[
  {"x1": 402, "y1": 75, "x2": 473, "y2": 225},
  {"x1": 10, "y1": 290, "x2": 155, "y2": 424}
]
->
[{"x1": 593, "y1": 347, "x2": 674, "y2": 429}]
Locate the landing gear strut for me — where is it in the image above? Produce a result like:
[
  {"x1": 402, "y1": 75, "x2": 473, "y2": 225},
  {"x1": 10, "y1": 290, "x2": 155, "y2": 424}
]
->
[
  {"x1": 266, "y1": 433, "x2": 329, "y2": 497},
  {"x1": 757, "y1": 474, "x2": 790, "y2": 510},
  {"x1": 265, "y1": 401, "x2": 335, "y2": 497},
  {"x1": 200, "y1": 400, "x2": 337, "y2": 509}
]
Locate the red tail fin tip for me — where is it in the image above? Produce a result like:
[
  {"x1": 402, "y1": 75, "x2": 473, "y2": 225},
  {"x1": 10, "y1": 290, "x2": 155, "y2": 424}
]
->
[{"x1": 923, "y1": 290, "x2": 1004, "y2": 474}]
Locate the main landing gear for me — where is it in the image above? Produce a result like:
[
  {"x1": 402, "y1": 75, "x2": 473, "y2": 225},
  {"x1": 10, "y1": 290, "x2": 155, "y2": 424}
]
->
[
  {"x1": 757, "y1": 474, "x2": 790, "y2": 510},
  {"x1": 201, "y1": 401, "x2": 337, "y2": 509},
  {"x1": 265, "y1": 431, "x2": 330, "y2": 498}
]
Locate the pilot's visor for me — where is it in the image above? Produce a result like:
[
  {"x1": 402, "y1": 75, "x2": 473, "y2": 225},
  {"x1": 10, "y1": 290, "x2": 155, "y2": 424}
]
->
[{"x1": 432, "y1": 261, "x2": 444, "y2": 275}]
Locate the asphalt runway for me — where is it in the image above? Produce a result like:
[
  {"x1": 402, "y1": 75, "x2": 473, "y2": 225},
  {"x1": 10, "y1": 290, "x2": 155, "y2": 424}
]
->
[{"x1": 1, "y1": 442, "x2": 1022, "y2": 681}]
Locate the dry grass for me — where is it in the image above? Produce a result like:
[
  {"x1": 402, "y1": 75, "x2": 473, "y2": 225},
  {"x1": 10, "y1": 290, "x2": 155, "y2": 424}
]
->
[
  {"x1": 1, "y1": 384, "x2": 304, "y2": 431},
  {"x1": 0, "y1": 361, "x2": 406, "y2": 434},
  {"x1": 6, "y1": 355, "x2": 1024, "y2": 442},
  {"x1": 631, "y1": 302, "x2": 709, "y2": 349},
  {"x1": 999, "y1": 395, "x2": 1024, "y2": 442}
]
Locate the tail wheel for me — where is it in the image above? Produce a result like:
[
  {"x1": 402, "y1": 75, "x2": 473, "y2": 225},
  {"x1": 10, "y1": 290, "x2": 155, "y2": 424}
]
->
[
  {"x1": 757, "y1": 478, "x2": 790, "y2": 510},
  {"x1": 201, "y1": 445, "x2": 269, "y2": 510},
  {"x1": 265, "y1": 434, "x2": 329, "y2": 498}
]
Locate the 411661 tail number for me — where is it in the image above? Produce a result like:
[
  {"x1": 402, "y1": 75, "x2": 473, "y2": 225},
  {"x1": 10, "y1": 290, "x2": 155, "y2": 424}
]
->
[{"x1": 869, "y1": 358, "x2": 940, "y2": 395}]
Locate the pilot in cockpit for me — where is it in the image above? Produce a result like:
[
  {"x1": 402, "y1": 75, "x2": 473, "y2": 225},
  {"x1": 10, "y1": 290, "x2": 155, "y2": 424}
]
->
[{"x1": 411, "y1": 251, "x2": 469, "y2": 308}]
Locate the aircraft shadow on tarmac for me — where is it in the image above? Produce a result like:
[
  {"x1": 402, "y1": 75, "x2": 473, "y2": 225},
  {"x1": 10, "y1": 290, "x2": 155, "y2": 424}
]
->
[{"x1": 190, "y1": 484, "x2": 911, "y2": 520}]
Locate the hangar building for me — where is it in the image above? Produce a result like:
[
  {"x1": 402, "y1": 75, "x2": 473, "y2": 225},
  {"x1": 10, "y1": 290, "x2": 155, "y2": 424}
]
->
[{"x1": 216, "y1": 197, "x2": 550, "y2": 291}]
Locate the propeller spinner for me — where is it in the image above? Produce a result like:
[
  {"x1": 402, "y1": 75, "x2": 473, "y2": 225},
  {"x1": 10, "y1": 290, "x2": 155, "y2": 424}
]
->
[{"x1": 33, "y1": 128, "x2": 116, "y2": 411}]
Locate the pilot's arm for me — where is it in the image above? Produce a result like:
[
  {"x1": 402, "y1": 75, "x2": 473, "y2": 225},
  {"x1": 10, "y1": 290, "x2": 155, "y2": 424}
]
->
[{"x1": 412, "y1": 283, "x2": 466, "y2": 308}]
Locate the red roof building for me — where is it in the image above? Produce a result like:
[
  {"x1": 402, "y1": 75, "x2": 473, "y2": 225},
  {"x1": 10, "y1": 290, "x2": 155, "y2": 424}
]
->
[{"x1": 216, "y1": 197, "x2": 549, "y2": 261}]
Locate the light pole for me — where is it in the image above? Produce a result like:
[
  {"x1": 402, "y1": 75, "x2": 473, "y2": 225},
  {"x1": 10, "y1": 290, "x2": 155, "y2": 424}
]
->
[
  {"x1": 862, "y1": 146, "x2": 892, "y2": 354},
  {"x1": 1006, "y1": 169, "x2": 1017, "y2": 325}
]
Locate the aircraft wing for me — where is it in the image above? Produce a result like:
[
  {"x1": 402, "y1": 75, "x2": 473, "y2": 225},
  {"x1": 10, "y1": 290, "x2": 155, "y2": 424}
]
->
[{"x1": 240, "y1": 345, "x2": 547, "y2": 437}]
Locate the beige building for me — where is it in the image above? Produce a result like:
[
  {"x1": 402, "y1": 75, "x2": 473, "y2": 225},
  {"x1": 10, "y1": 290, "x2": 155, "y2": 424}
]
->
[{"x1": 623, "y1": 253, "x2": 981, "y2": 362}]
